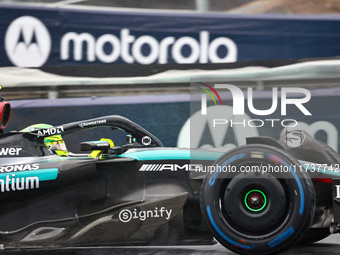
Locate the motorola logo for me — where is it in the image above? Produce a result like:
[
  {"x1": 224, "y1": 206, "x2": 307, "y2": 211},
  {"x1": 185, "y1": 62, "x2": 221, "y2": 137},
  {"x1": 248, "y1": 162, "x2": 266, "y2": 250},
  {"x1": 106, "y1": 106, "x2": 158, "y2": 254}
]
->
[{"x1": 5, "y1": 16, "x2": 51, "y2": 67}]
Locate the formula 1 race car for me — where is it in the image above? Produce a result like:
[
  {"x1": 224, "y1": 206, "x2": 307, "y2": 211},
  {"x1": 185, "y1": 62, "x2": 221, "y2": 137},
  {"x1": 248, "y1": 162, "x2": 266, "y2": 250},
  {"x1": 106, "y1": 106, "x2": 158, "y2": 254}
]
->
[{"x1": 0, "y1": 99, "x2": 338, "y2": 255}]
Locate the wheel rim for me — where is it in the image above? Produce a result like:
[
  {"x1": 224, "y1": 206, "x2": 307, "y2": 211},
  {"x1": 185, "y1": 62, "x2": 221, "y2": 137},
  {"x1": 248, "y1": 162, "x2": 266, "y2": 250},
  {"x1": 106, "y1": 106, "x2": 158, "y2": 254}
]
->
[
  {"x1": 244, "y1": 189, "x2": 267, "y2": 212},
  {"x1": 221, "y1": 171, "x2": 289, "y2": 235}
]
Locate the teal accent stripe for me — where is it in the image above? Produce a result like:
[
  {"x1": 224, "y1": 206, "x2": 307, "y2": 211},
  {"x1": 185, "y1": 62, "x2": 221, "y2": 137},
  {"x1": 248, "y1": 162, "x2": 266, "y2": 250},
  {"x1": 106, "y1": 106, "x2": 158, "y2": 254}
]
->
[
  {"x1": 0, "y1": 168, "x2": 58, "y2": 183},
  {"x1": 121, "y1": 150, "x2": 223, "y2": 161}
]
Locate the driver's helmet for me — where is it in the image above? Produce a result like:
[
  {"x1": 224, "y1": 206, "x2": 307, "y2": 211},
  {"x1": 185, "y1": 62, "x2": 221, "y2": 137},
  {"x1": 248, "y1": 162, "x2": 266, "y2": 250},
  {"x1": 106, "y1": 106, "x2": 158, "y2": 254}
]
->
[
  {"x1": 44, "y1": 135, "x2": 68, "y2": 156},
  {"x1": 21, "y1": 124, "x2": 68, "y2": 156}
]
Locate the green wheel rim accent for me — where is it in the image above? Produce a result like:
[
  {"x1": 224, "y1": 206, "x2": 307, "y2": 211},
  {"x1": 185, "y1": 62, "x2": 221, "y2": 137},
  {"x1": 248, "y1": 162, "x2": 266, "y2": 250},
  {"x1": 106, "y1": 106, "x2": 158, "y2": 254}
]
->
[{"x1": 244, "y1": 189, "x2": 267, "y2": 212}]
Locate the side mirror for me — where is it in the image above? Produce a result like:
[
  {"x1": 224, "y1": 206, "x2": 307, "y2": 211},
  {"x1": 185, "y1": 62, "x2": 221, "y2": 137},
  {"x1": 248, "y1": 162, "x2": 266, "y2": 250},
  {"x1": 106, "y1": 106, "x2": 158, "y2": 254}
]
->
[
  {"x1": 81, "y1": 141, "x2": 110, "y2": 152},
  {"x1": 0, "y1": 102, "x2": 11, "y2": 130},
  {"x1": 108, "y1": 146, "x2": 123, "y2": 155},
  {"x1": 81, "y1": 141, "x2": 122, "y2": 155}
]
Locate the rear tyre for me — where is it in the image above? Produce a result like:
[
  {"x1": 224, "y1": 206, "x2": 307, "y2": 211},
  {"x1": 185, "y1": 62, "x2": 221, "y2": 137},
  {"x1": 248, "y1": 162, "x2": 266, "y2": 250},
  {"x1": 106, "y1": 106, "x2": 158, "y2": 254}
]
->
[{"x1": 201, "y1": 144, "x2": 315, "y2": 255}]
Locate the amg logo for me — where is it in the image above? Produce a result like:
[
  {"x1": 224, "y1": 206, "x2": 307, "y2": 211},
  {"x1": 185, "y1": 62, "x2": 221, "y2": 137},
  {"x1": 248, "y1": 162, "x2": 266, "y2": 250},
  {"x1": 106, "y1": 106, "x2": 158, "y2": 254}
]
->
[
  {"x1": 0, "y1": 148, "x2": 22, "y2": 156},
  {"x1": 37, "y1": 126, "x2": 64, "y2": 136},
  {"x1": 139, "y1": 164, "x2": 202, "y2": 172}
]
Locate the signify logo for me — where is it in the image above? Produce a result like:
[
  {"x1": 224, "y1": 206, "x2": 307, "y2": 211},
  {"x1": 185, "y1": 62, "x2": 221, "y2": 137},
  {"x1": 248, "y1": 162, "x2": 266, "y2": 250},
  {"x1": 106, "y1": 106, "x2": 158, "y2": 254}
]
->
[
  {"x1": 118, "y1": 207, "x2": 172, "y2": 223},
  {"x1": 199, "y1": 84, "x2": 311, "y2": 128},
  {"x1": 60, "y1": 29, "x2": 237, "y2": 64},
  {"x1": 5, "y1": 16, "x2": 51, "y2": 67}
]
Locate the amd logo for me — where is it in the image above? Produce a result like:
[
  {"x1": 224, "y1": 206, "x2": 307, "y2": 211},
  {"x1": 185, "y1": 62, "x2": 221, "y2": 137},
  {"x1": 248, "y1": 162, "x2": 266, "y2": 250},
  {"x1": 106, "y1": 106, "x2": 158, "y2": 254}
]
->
[{"x1": 37, "y1": 126, "x2": 64, "y2": 136}]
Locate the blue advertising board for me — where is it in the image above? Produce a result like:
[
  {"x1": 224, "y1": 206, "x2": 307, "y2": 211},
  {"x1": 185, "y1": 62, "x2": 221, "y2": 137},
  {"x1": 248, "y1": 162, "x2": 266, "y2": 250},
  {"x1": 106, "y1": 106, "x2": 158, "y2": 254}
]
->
[{"x1": 0, "y1": 4, "x2": 340, "y2": 67}]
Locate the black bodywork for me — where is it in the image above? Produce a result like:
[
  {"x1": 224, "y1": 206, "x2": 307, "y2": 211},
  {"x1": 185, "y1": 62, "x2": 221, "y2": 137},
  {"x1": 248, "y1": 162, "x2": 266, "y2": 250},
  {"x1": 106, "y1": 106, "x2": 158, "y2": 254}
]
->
[
  {"x1": 0, "y1": 115, "x2": 218, "y2": 248},
  {"x1": 0, "y1": 110, "x2": 338, "y2": 254}
]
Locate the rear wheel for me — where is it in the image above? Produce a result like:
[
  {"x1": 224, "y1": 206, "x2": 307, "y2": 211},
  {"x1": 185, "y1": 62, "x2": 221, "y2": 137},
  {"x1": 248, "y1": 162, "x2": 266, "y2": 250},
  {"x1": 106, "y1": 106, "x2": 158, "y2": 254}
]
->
[{"x1": 201, "y1": 144, "x2": 315, "y2": 255}]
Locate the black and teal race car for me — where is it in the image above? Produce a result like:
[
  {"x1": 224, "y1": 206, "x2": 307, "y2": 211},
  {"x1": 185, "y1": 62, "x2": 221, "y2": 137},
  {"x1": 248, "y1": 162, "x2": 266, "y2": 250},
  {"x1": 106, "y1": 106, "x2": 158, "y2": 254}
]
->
[{"x1": 0, "y1": 99, "x2": 339, "y2": 255}]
